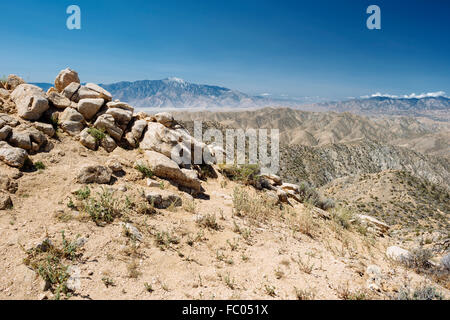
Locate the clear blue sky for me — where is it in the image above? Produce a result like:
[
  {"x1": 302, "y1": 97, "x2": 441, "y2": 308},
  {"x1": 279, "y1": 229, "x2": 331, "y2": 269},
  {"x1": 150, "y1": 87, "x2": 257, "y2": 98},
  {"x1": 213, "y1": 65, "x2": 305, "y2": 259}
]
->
[{"x1": 0, "y1": 0, "x2": 449, "y2": 100}]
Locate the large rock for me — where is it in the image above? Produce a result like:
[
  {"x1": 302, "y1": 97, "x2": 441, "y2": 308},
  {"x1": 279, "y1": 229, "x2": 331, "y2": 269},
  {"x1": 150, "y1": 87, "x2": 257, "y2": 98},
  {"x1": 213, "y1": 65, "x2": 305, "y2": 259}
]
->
[
  {"x1": 358, "y1": 214, "x2": 390, "y2": 236},
  {"x1": 386, "y1": 246, "x2": 410, "y2": 263},
  {"x1": 140, "y1": 122, "x2": 190, "y2": 160},
  {"x1": 60, "y1": 121, "x2": 84, "y2": 136},
  {"x1": 140, "y1": 122, "x2": 215, "y2": 165},
  {"x1": 0, "y1": 174, "x2": 18, "y2": 193},
  {"x1": 125, "y1": 119, "x2": 147, "y2": 148},
  {"x1": 6, "y1": 75, "x2": 25, "y2": 90},
  {"x1": 77, "y1": 98, "x2": 104, "y2": 120},
  {"x1": 262, "y1": 174, "x2": 282, "y2": 186},
  {"x1": 76, "y1": 164, "x2": 112, "y2": 184},
  {"x1": 93, "y1": 114, "x2": 123, "y2": 141},
  {"x1": 85, "y1": 83, "x2": 112, "y2": 102},
  {"x1": 139, "y1": 151, "x2": 202, "y2": 192},
  {"x1": 281, "y1": 183, "x2": 300, "y2": 193},
  {"x1": 47, "y1": 91, "x2": 71, "y2": 109},
  {"x1": 55, "y1": 68, "x2": 80, "y2": 92},
  {"x1": 0, "y1": 114, "x2": 19, "y2": 127},
  {"x1": 62, "y1": 82, "x2": 81, "y2": 101},
  {"x1": 8, "y1": 130, "x2": 31, "y2": 150},
  {"x1": 105, "y1": 108, "x2": 132, "y2": 126},
  {"x1": 10, "y1": 84, "x2": 49, "y2": 120},
  {"x1": 0, "y1": 126, "x2": 12, "y2": 141},
  {"x1": 131, "y1": 119, "x2": 147, "y2": 139},
  {"x1": 77, "y1": 86, "x2": 107, "y2": 101},
  {"x1": 100, "y1": 135, "x2": 117, "y2": 153},
  {"x1": 79, "y1": 128, "x2": 98, "y2": 151},
  {"x1": 59, "y1": 108, "x2": 85, "y2": 136},
  {"x1": 33, "y1": 122, "x2": 55, "y2": 137},
  {"x1": 0, "y1": 191, "x2": 13, "y2": 210},
  {"x1": 0, "y1": 141, "x2": 28, "y2": 167},
  {"x1": 144, "y1": 190, "x2": 182, "y2": 209},
  {"x1": 106, "y1": 101, "x2": 134, "y2": 112},
  {"x1": 153, "y1": 112, "x2": 174, "y2": 128}
]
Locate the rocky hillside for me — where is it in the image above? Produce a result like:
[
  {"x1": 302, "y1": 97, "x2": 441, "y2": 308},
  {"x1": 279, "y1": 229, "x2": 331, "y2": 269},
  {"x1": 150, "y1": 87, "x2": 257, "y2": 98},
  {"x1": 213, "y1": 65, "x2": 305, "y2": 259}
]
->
[
  {"x1": 0, "y1": 70, "x2": 448, "y2": 300},
  {"x1": 279, "y1": 141, "x2": 450, "y2": 189},
  {"x1": 174, "y1": 108, "x2": 450, "y2": 157},
  {"x1": 321, "y1": 170, "x2": 449, "y2": 246}
]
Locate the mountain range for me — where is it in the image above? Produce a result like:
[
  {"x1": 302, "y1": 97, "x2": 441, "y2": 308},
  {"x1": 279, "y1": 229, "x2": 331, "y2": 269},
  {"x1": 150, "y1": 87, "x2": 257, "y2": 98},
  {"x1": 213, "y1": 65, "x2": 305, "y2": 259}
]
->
[{"x1": 33, "y1": 79, "x2": 450, "y2": 120}]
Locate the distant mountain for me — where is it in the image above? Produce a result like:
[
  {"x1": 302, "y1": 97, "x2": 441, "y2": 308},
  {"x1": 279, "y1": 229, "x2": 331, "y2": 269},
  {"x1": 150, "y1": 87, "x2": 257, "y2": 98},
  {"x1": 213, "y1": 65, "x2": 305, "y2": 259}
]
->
[
  {"x1": 310, "y1": 96, "x2": 450, "y2": 121},
  {"x1": 99, "y1": 78, "x2": 295, "y2": 109}
]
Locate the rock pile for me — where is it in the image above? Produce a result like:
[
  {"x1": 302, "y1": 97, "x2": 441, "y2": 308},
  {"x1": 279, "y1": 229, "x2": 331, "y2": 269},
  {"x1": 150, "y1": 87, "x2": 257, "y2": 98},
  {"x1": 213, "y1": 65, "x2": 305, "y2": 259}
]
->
[{"x1": 0, "y1": 68, "x2": 219, "y2": 203}]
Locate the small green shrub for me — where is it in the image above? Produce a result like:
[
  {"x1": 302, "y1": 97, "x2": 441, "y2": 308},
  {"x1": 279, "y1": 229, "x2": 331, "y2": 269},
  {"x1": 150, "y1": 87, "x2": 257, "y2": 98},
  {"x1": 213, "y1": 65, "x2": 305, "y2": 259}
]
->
[
  {"x1": 135, "y1": 163, "x2": 154, "y2": 178},
  {"x1": 34, "y1": 161, "x2": 46, "y2": 170},
  {"x1": 74, "y1": 186, "x2": 91, "y2": 200},
  {"x1": 84, "y1": 188, "x2": 121, "y2": 226},
  {"x1": 87, "y1": 127, "x2": 106, "y2": 141},
  {"x1": 219, "y1": 164, "x2": 260, "y2": 185}
]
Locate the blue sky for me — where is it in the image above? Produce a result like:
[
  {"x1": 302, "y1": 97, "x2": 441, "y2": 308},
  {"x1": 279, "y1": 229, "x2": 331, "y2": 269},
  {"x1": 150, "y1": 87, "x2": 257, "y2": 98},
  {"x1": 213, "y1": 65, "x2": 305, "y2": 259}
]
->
[{"x1": 0, "y1": 0, "x2": 449, "y2": 100}]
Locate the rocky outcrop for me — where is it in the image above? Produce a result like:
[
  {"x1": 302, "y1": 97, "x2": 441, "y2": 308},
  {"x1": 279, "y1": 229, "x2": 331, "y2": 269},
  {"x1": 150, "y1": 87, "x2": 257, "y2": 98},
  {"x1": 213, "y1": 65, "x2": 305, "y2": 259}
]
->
[
  {"x1": 94, "y1": 114, "x2": 122, "y2": 142},
  {"x1": 139, "y1": 151, "x2": 203, "y2": 192},
  {"x1": 357, "y1": 214, "x2": 390, "y2": 236}
]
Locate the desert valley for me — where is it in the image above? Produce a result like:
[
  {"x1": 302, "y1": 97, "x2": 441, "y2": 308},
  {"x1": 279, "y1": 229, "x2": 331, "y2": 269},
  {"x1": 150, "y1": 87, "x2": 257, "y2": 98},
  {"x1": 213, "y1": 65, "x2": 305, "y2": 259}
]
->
[{"x1": 0, "y1": 69, "x2": 448, "y2": 300}]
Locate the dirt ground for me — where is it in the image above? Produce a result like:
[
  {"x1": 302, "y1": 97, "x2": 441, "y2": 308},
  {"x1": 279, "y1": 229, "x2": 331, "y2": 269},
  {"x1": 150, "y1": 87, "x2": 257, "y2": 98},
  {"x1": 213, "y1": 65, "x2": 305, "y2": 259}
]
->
[{"x1": 0, "y1": 134, "x2": 448, "y2": 300}]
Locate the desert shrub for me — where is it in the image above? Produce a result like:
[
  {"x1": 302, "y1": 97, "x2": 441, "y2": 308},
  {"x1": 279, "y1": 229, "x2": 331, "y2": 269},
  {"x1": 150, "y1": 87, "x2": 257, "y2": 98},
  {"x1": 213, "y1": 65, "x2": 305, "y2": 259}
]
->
[
  {"x1": 74, "y1": 186, "x2": 91, "y2": 200},
  {"x1": 404, "y1": 247, "x2": 433, "y2": 270},
  {"x1": 317, "y1": 197, "x2": 336, "y2": 210},
  {"x1": 219, "y1": 164, "x2": 260, "y2": 185},
  {"x1": 197, "y1": 213, "x2": 221, "y2": 230},
  {"x1": 332, "y1": 207, "x2": 355, "y2": 230},
  {"x1": 297, "y1": 182, "x2": 335, "y2": 210},
  {"x1": 34, "y1": 161, "x2": 46, "y2": 170},
  {"x1": 135, "y1": 163, "x2": 154, "y2": 178},
  {"x1": 84, "y1": 188, "x2": 122, "y2": 226},
  {"x1": 23, "y1": 231, "x2": 80, "y2": 299},
  {"x1": 442, "y1": 254, "x2": 450, "y2": 270},
  {"x1": 50, "y1": 115, "x2": 59, "y2": 130},
  {"x1": 294, "y1": 287, "x2": 316, "y2": 300},
  {"x1": 87, "y1": 127, "x2": 106, "y2": 141},
  {"x1": 232, "y1": 186, "x2": 277, "y2": 222},
  {"x1": 396, "y1": 284, "x2": 444, "y2": 300}
]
